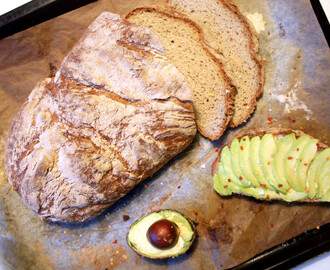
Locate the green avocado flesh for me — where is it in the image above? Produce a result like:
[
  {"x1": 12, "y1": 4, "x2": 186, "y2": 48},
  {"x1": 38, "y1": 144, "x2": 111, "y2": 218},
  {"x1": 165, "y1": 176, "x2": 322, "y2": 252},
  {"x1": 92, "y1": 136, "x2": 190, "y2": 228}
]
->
[
  {"x1": 127, "y1": 210, "x2": 195, "y2": 259},
  {"x1": 214, "y1": 133, "x2": 330, "y2": 202}
]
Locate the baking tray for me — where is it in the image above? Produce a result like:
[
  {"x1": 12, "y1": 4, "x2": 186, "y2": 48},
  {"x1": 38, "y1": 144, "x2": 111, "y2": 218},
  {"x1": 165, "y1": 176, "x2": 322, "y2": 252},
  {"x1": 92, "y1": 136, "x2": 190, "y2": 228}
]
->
[
  {"x1": 0, "y1": 0, "x2": 97, "y2": 39},
  {"x1": 0, "y1": 0, "x2": 329, "y2": 269}
]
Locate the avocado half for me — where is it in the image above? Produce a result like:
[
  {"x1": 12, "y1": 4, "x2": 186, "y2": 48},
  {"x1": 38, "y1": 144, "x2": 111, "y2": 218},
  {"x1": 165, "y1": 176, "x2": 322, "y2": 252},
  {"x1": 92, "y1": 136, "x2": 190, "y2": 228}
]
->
[
  {"x1": 213, "y1": 130, "x2": 330, "y2": 202},
  {"x1": 127, "y1": 209, "x2": 196, "y2": 259}
]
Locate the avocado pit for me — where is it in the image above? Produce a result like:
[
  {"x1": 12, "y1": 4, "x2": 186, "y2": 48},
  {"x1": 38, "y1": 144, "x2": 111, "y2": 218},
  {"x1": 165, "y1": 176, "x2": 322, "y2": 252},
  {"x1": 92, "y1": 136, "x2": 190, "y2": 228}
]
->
[{"x1": 147, "y1": 219, "x2": 179, "y2": 249}]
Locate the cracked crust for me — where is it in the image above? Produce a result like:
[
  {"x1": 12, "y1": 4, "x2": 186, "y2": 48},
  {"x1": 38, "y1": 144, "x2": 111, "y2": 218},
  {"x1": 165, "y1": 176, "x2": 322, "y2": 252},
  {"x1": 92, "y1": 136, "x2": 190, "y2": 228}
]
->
[{"x1": 5, "y1": 12, "x2": 196, "y2": 223}]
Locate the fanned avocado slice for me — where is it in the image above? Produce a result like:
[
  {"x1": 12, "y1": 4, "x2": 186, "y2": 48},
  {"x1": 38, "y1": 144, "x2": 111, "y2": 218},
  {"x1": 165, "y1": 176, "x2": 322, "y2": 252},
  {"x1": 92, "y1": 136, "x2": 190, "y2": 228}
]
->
[
  {"x1": 279, "y1": 189, "x2": 307, "y2": 202},
  {"x1": 249, "y1": 136, "x2": 275, "y2": 190},
  {"x1": 320, "y1": 170, "x2": 330, "y2": 202},
  {"x1": 222, "y1": 146, "x2": 249, "y2": 188},
  {"x1": 296, "y1": 139, "x2": 318, "y2": 192},
  {"x1": 214, "y1": 163, "x2": 233, "y2": 196},
  {"x1": 260, "y1": 134, "x2": 287, "y2": 194},
  {"x1": 230, "y1": 138, "x2": 251, "y2": 187},
  {"x1": 306, "y1": 149, "x2": 330, "y2": 199},
  {"x1": 316, "y1": 151, "x2": 330, "y2": 199},
  {"x1": 239, "y1": 136, "x2": 260, "y2": 187},
  {"x1": 272, "y1": 133, "x2": 295, "y2": 190},
  {"x1": 284, "y1": 136, "x2": 310, "y2": 191}
]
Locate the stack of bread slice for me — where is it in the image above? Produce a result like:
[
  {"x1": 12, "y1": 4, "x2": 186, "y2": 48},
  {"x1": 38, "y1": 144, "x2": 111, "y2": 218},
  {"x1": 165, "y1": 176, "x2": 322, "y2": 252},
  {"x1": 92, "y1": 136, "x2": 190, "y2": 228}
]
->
[{"x1": 126, "y1": 0, "x2": 264, "y2": 140}]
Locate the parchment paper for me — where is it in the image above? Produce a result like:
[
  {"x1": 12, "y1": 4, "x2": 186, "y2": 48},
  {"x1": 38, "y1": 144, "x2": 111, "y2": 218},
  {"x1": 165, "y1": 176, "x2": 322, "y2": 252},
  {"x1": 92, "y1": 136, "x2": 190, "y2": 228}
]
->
[{"x1": 0, "y1": 0, "x2": 329, "y2": 269}]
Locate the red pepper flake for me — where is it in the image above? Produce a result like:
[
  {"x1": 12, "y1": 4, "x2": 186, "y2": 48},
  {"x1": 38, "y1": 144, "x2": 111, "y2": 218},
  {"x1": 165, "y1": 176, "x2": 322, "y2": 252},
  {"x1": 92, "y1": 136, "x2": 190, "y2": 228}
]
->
[
  {"x1": 197, "y1": 143, "x2": 201, "y2": 147},
  {"x1": 260, "y1": 184, "x2": 266, "y2": 188},
  {"x1": 293, "y1": 67, "x2": 296, "y2": 70},
  {"x1": 215, "y1": 148, "x2": 219, "y2": 152},
  {"x1": 276, "y1": 191, "x2": 280, "y2": 194},
  {"x1": 123, "y1": 215, "x2": 130, "y2": 221},
  {"x1": 297, "y1": 55, "x2": 301, "y2": 58},
  {"x1": 304, "y1": 163, "x2": 308, "y2": 166},
  {"x1": 240, "y1": 146, "x2": 244, "y2": 150},
  {"x1": 278, "y1": 184, "x2": 283, "y2": 188},
  {"x1": 145, "y1": 184, "x2": 148, "y2": 188},
  {"x1": 149, "y1": 207, "x2": 153, "y2": 211},
  {"x1": 268, "y1": 117, "x2": 273, "y2": 121},
  {"x1": 266, "y1": 194, "x2": 270, "y2": 200},
  {"x1": 267, "y1": 31, "x2": 270, "y2": 36},
  {"x1": 305, "y1": 188, "x2": 309, "y2": 192},
  {"x1": 193, "y1": 210, "x2": 198, "y2": 216},
  {"x1": 221, "y1": 143, "x2": 224, "y2": 146},
  {"x1": 178, "y1": 185, "x2": 181, "y2": 189},
  {"x1": 316, "y1": 226, "x2": 320, "y2": 230},
  {"x1": 235, "y1": 134, "x2": 239, "y2": 137},
  {"x1": 327, "y1": 157, "x2": 330, "y2": 161},
  {"x1": 228, "y1": 179, "x2": 231, "y2": 182},
  {"x1": 224, "y1": 185, "x2": 228, "y2": 189},
  {"x1": 287, "y1": 156, "x2": 294, "y2": 160},
  {"x1": 267, "y1": 161, "x2": 271, "y2": 165},
  {"x1": 269, "y1": 92, "x2": 272, "y2": 95},
  {"x1": 112, "y1": 240, "x2": 118, "y2": 244},
  {"x1": 243, "y1": 138, "x2": 246, "y2": 141},
  {"x1": 286, "y1": 94, "x2": 290, "y2": 97},
  {"x1": 296, "y1": 148, "x2": 299, "y2": 151},
  {"x1": 299, "y1": 126, "x2": 304, "y2": 130},
  {"x1": 292, "y1": 119, "x2": 296, "y2": 123},
  {"x1": 239, "y1": 176, "x2": 243, "y2": 180},
  {"x1": 270, "y1": 223, "x2": 274, "y2": 228},
  {"x1": 230, "y1": 38, "x2": 233, "y2": 41},
  {"x1": 316, "y1": 143, "x2": 320, "y2": 147}
]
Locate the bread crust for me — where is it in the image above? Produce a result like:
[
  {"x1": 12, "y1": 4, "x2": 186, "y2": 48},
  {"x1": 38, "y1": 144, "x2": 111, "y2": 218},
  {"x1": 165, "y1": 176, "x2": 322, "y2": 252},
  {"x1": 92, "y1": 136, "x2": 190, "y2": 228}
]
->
[
  {"x1": 5, "y1": 12, "x2": 196, "y2": 223},
  {"x1": 126, "y1": 6, "x2": 235, "y2": 140}
]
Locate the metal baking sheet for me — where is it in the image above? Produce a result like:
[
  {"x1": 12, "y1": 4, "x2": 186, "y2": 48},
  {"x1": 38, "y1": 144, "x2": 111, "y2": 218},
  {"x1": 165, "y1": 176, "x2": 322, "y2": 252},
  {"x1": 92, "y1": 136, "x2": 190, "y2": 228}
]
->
[{"x1": 0, "y1": 0, "x2": 329, "y2": 269}]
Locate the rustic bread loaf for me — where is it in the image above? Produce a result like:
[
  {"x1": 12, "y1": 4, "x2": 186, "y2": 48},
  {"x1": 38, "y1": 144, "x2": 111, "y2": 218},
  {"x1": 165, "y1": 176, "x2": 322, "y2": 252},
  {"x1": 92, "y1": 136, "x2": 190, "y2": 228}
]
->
[
  {"x1": 6, "y1": 12, "x2": 196, "y2": 223},
  {"x1": 126, "y1": 7, "x2": 235, "y2": 140},
  {"x1": 167, "y1": 0, "x2": 264, "y2": 127}
]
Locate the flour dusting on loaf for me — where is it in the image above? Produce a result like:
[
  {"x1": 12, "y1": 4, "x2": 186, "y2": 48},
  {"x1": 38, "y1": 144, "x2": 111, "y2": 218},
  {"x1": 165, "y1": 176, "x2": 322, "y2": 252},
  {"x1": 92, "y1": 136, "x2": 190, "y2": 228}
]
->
[{"x1": 6, "y1": 12, "x2": 196, "y2": 223}]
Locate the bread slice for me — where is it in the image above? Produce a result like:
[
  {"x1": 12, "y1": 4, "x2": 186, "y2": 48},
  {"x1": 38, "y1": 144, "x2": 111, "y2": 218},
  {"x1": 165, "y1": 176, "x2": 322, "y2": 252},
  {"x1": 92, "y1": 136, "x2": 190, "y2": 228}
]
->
[
  {"x1": 212, "y1": 128, "x2": 329, "y2": 202},
  {"x1": 126, "y1": 7, "x2": 234, "y2": 140},
  {"x1": 166, "y1": 0, "x2": 264, "y2": 127}
]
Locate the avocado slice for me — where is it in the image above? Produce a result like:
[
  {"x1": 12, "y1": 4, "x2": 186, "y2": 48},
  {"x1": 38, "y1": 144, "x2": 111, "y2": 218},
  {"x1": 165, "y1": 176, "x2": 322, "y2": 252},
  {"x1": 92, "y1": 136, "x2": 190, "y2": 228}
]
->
[
  {"x1": 272, "y1": 133, "x2": 295, "y2": 190},
  {"x1": 249, "y1": 136, "x2": 275, "y2": 190},
  {"x1": 260, "y1": 134, "x2": 287, "y2": 193},
  {"x1": 239, "y1": 136, "x2": 260, "y2": 187},
  {"x1": 127, "y1": 210, "x2": 195, "y2": 259},
  {"x1": 222, "y1": 146, "x2": 249, "y2": 188},
  {"x1": 295, "y1": 139, "x2": 318, "y2": 192},
  {"x1": 306, "y1": 149, "x2": 330, "y2": 199},
  {"x1": 243, "y1": 187, "x2": 281, "y2": 200},
  {"x1": 230, "y1": 138, "x2": 251, "y2": 187},
  {"x1": 284, "y1": 136, "x2": 311, "y2": 192},
  {"x1": 214, "y1": 163, "x2": 233, "y2": 196},
  {"x1": 315, "y1": 150, "x2": 330, "y2": 200}
]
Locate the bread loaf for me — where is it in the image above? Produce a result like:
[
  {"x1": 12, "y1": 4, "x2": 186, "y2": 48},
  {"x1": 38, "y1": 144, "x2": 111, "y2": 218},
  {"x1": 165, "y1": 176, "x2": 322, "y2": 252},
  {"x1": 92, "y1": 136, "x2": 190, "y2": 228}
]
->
[
  {"x1": 126, "y1": 7, "x2": 235, "y2": 140},
  {"x1": 6, "y1": 12, "x2": 196, "y2": 223},
  {"x1": 167, "y1": 0, "x2": 264, "y2": 127}
]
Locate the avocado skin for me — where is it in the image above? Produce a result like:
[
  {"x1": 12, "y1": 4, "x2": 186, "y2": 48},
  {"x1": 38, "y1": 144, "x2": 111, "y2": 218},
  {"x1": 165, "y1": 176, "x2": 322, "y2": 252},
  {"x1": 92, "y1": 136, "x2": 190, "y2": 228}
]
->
[
  {"x1": 213, "y1": 132, "x2": 330, "y2": 202},
  {"x1": 127, "y1": 209, "x2": 196, "y2": 259}
]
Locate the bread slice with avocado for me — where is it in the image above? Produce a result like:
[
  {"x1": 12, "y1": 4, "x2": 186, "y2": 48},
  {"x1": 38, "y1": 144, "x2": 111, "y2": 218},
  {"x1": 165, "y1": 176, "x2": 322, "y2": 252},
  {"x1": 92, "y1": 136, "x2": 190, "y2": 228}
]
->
[{"x1": 212, "y1": 128, "x2": 330, "y2": 202}]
